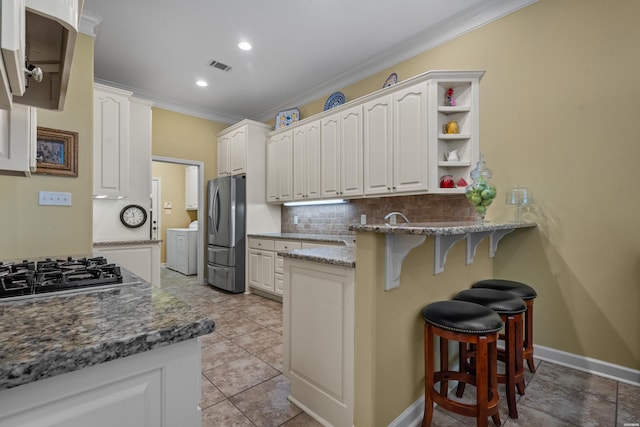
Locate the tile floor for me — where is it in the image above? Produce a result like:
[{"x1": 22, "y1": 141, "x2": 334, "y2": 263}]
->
[{"x1": 160, "y1": 267, "x2": 640, "y2": 427}]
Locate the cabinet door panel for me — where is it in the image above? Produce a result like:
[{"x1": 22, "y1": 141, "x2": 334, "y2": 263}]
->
[
  {"x1": 320, "y1": 115, "x2": 340, "y2": 197},
  {"x1": 217, "y1": 135, "x2": 230, "y2": 176},
  {"x1": 340, "y1": 106, "x2": 363, "y2": 197},
  {"x1": 305, "y1": 122, "x2": 321, "y2": 200},
  {"x1": 292, "y1": 127, "x2": 307, "y2": 200},
  {"x1": 248, "y1": 249, "x2": 262, "y2": 288},
  {"x1": 229, "y1": 127, "x2": 247, "y2": 175},
  {"x1": 277, "y1": 132, "x2": 293, "y2": 201},
  {"x1": 363, "y1": 96, "x2": 392, "y2": 195},
  {"x1": 266, "y1": 138, "x2": 279, "y2": 202},
  {"x1": 393, "y1": 82, "x2": 429, "y2": 193},
  {"x1": 94, "y1": 88, "x2": 130, "y2": 196},
  {"x1": 261, "y1": 251, "x2": 275, "y2": 290}
]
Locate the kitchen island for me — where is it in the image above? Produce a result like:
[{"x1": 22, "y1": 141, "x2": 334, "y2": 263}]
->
[
  {"x1": 0, "y1": 266, "x2": 214, "y2": 427},
  {"x1": 282, "y1": 221, "x2": 535, "y2": 427}
]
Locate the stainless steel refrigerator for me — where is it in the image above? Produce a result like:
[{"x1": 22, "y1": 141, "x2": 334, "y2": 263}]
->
[{"x1": 207, "y1": 176, "x2": 246, "y2": 293}]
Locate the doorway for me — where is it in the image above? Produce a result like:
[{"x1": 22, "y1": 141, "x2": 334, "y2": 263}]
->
[{"x1": 151, "y1": 156, "x2": 206, "y2": 284}]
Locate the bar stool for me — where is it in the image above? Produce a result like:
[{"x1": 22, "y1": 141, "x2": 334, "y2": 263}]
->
[
  {"x1": 472, "y1": 279, "x2": 538, "y2": 372},
  {"x1": 454, "y1": 289, "x2": 526, "y2": 419},
  {"x1": 421, "y1": 300, "x2": 503, "y2": 427}
]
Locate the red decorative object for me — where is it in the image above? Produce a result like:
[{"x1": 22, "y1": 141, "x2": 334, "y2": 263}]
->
[
  {"x1": 457, "y1": 177, "x2": 468, "y2": 187},
  {"x1": 440, "y1": 175, "x2": 455, "y2": 188}
]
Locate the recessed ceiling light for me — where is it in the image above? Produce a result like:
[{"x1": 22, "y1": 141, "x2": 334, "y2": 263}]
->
[
  {"x1": 238, "y1": 42, "x2": 252, "y2": 51},
  {"x1": 196, "y1": 80, "x2": 208, "y2": 87}
]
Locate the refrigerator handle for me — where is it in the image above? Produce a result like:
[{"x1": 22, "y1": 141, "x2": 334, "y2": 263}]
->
[
  {"x1": 213, "y1": 186, "x2": 221, "y2": 234},
  {"x1": 208, "y1": 185, "x2": 215, "y2": 235}
]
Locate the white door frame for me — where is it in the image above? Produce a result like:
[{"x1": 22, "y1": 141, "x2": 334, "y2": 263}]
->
[
  {"x1": 152, "y1": 156, "x2": 206, "y2": 284},
  {"x1": 151, "y1": 177, "x2": 161, "y2": 241}
]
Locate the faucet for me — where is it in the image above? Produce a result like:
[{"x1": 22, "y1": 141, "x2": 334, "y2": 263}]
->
[{"x1": 384, "y1": 211, "x2": 410, "y2": 225}]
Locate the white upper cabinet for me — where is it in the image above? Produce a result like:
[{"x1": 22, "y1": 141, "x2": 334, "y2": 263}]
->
[
  {"x1": 93, "y1": 84, "x2": 131, "y2": 198},
  {"x1": 0, "y1": 103, "x2": 36, "y2": 176},
  {"x1": 217, "y1": 133, "x2": 230, "y2": 176},
  {"x1": 93, "y1": 84, "x2": 153, "y2": 200},
  {"x1": 321, "y1": 105, "x2": 363, "y2": 198},
  {"x1": 266, "y1": 130, "x2": 293, "y2": 203},
  {"x1": 0, "y1": 0, "x2": 26, "y2": 110},
  {"x1": 292, "y1": 121, "x2": 321, "y2": 201},
  {"x1": 185, "y1": 165, "x2": 198, "y2": 210},
  {"x1": 217, "y1": 122, "x2": 252, "y2": 177},
  {"x1": 392, "y1": 81, "x2": 429, "y2": 193},
  {"x1": 363, "y1": 94, "x2": 393, "y2": 194},
  {"x1": 266, "y1": 70, "x2": 484, "y2": 203}
]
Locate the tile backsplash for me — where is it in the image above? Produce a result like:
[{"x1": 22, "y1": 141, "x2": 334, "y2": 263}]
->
[{"x1": 281, "y1": 194, "x2": 475, "y2": 235}]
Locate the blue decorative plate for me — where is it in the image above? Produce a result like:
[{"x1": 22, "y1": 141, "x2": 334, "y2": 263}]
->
[
  {"x1": 383, "y1": 72, "x2": 398, "y2": 88},
  {"x1": 324, "y1": 92, "x2": 346, "y2": 110}
]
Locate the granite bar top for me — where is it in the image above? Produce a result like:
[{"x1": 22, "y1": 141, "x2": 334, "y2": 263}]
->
[
  {"x1": 280, "y1": 246, "x2": 356, "y2": 268},
  {"x1": 349, "y1": 221, "x2": 536, "y2": 236},
  {"x1": 0, "y1": 279, "x2": 214, "y2": 390},
  {"x1": 248, "y1": 233, "x2": 355, "y2": 246}
]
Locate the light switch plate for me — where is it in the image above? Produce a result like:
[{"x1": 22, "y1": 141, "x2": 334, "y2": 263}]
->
[
  {"x1": 361, "y1": 214, "x2": 367, "y2": 224},
  {"x1": 39, "y1": 191, "x2": 72, "y2": 206},
  {"x1": 163, "y1": 202, "x2": 173, "y2": 209}
]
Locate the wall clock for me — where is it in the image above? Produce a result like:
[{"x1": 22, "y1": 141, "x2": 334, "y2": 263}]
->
[{"x1": 119, "y1": 204, "x2": 148, "y2": 228}]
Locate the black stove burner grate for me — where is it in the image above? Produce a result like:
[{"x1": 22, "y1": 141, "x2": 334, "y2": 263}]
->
[{"x1": 0, "y1": 256, "x2": 124, "y2": 299}]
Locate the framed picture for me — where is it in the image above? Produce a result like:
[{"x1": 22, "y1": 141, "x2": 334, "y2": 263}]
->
[
  {"x1": 275, "y1": 108, "x2": 300, "y2": 129},
  {"x1": 35, "y1": 127, "x2": 78, "y2": 177}
]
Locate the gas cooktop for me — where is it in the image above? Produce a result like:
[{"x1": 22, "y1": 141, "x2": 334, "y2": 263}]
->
[{"x1": 0, "y1": 256, "x2": 141, "y2": 302}]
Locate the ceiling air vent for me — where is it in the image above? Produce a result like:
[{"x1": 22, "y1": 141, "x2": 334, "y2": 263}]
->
[{"x1": 208, "y1": 60, "x2": 232, "y2": 72}]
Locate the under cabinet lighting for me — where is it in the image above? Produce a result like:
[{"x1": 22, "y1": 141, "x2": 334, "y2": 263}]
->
[{"x1": 283, "y1": 199, "x2": 347, "y2": 207}]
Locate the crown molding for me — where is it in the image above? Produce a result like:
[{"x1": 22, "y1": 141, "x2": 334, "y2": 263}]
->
[
  {"x1": 79, "y1": 10, "x2": 102, "y2": 37},
  {"x1": 254, "y1": 0, "x2": 537, "y2": 122}
]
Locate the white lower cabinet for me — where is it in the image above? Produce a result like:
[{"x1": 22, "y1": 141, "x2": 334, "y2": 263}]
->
[
  {"x1": 248, "y1": 237, "x2": 345, "y2": 297},
  {"x1": 166, "y1": 228, "x2": 197, "y2": 275},
  {"x1": 0, "y1": 339, "x2": 203, "y2": 427},
  {"x1": 283, "y1": 258, "x2": 354, "y2": 427},
  {"x1": 93, "y1": 241, "x2": 161, "y2": 286},
  {"x1": 248, "y1": 238, "x2": 277, "y2": 294}
]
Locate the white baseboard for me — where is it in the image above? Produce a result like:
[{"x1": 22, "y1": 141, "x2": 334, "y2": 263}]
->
[
  {"x1": 534, "y1": 344, "x2": 640, "y2": 386},
  {"x1": 389, "y1": 346, "x2": 640, "y2": 427}
]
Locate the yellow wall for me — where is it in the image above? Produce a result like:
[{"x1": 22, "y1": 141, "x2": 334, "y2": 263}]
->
[
  {"x1": 151, "y1": 161, "x2": 197, "y2": 263},
  {"x1": 151, "y1": 107, "x2": 226, "y2": 182},
  {"x1": 304, "y1": 0, "x2": 638, "y2": 369},
  {"x1": 0, "y1": 34, "x2": 94, "y2": 259},
  {"x1": 323, "y1": 0, "x2": 640, "y2": 424},
  {"x1": 354, "y1": 232, "x2": 495, "y2": 426},
  {"x1": 151, "y1": 107, "x2": 227, "y2": 269}
]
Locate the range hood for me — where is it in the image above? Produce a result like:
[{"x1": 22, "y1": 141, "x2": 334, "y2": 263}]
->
[{"x1": 5, "y1": 0, "x2": 82, "y2": 111}]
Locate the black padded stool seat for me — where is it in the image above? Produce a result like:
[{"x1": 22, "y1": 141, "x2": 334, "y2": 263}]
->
[
  {"x1": 473, "y1": 279, "x2": 538, "y2": 373},
  {"x1": 421, "y1": 300, "x2": 503, "y2": 427},
  {"x1": 454, "y1": 288, "x2": 527, "y2": 419}
]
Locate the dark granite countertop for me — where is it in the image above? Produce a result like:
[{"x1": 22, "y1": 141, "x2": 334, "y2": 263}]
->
[
  {"x1": 0, "y1": 279, "x2": 214, "y2": 390},
  {"x1": 349, "y1": 221, "x2": 536, "y2": 235},
  {"x1": 280, "y1": 246, "x2": 356, "y2": 268},
  {"x1": 248, "y1": 233, "x2": 355, "y2": 246}
]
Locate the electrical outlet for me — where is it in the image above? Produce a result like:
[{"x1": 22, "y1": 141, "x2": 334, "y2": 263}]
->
[
  {"x1": 361, "y1": 214, "x2": 366, "y2": 225},
  {"x1": 293, "y1": 215, "x2": 298, "y2": 225},
  {"x1": 38, "y1": 191, "x2": 72, "y2": 206}
]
